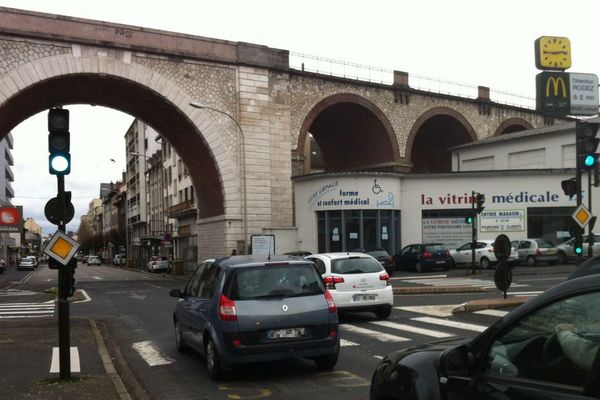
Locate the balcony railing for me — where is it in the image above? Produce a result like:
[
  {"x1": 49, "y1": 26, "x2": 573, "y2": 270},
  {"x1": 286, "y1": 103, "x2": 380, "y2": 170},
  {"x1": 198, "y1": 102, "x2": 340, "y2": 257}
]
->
[{"x1": 167, "y1": 200, "x2": 196, "y2": 218}]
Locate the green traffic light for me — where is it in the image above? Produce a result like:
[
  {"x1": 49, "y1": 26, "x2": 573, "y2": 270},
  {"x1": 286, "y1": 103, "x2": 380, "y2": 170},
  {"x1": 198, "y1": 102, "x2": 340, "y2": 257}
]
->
[
  {"x1": 575, "y1": 246, "x2": 583, "y2": 255},
  {"x1": 465, "y1": 216, "x2": 473, "y2": 224},
  {"x1": 584, "y1": 154, "x2": 596, "y2": 167}
]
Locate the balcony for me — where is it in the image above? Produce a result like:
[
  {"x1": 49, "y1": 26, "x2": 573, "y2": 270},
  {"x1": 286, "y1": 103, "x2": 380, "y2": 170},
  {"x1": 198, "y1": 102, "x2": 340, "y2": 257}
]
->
[
  {"x1": 5, "y1": 148, "x2": 13, "y2": 166},
  {"x1": 5, "y1": 165, "x2": 14, "y2": 182},
  {"x1": 167, "y1": 200, "x2": 197, "y2": 218}
]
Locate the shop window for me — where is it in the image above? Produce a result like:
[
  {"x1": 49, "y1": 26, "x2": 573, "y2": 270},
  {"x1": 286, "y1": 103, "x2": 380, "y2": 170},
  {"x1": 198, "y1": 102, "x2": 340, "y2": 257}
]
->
[
  {"x1": 363, "y1": 210, "x2": 377, "y2": 250},
  {"x1": 328, "y1": 210, "x2": 342, "y2": 252},
  {"x1": 345, "y1": 210, "x2": 361, "y2": 251}
]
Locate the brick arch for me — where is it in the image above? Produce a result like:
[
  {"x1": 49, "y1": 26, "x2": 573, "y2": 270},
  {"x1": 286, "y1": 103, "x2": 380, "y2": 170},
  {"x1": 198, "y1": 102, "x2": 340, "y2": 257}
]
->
[
  {"x1": 493, "y1": 117, "x2": 533, "y2": 136},
  {"x1": 297, "y1": 93, "x2": 400, "y2": 173},
  {"x1": 406, "y1": 107, "x2": 477, "y2": 172},
  {"x1": 0, "y1": 54, "x2": 230, "y2": 219}
]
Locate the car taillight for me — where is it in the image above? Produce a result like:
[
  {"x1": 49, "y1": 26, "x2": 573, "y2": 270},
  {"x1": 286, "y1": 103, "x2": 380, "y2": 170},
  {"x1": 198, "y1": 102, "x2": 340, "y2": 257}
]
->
[
  {"x1": 386, "y1": 256, "x2": 393, "y2": 264},
  {"x1": 379, "y1": 272, "x2": 391, "y2": 286},
  {"x1": 422, "y1": 251, "x2": 432, "y2": 259},
  {"x1": 536, "y1": 249, "x2": 542, "y2": 256},
  {"x1": 323, "y1": 275, "x2": 344, "y2": 289},
  {"x1": 218, "y1": 294, "x2": 237, "y2": 321},
  {"x1": 324, "y1": 289, "x2": 337, "y2": 313}
]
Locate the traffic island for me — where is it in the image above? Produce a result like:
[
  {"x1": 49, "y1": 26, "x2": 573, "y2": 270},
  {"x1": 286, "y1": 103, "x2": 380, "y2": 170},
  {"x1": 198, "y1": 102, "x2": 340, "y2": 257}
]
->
[
  {"x1": 393, "y1": 285, "x2": 487, "y2": 295},
  {"x1": 452, "y1": 296, "x2": 533, "y2": 314}
]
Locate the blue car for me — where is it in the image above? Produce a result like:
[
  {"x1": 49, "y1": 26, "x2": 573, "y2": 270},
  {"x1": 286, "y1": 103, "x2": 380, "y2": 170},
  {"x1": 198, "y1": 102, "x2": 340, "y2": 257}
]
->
[{"x1": 170, "y1": 255, "x2": 340, "y2": 380}]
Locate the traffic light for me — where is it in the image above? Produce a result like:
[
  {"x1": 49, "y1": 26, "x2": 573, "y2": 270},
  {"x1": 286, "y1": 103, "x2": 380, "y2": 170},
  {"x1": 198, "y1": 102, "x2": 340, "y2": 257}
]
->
[
  {"x1": 574, "y1": 235, "x2": 583, "y2": 255},
  {"x1": 465, "y1": 214, "x2": 474, "y2": 224},
  {"x1": 576, "y1": 121, "x2": 600, "y2": 172},
  {"x1": 48, "y1": 108, "x2": 70, "y2": 175},
  {"x1": 561, "y1": 178, "x2": 577, "y2": 198},
  {"x1": 475, "y1": 193, "x2": 485, "y2": 214}
]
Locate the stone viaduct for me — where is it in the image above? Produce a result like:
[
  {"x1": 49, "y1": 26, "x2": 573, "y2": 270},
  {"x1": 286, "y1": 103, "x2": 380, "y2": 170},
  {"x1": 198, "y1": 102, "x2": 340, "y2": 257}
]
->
[{"x1": 0, "y1": 7, "x2": 561, "y2": 258}]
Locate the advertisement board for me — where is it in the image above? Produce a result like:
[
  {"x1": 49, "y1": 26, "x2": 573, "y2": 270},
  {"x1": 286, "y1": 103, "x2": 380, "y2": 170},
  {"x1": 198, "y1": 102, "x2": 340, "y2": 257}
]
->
[
  {"x1": 421, "y1": 217, "x2": 472, "y2": 249},
  {"x1": 0, "y1": 206, "x2": 22, "y2": 233}
]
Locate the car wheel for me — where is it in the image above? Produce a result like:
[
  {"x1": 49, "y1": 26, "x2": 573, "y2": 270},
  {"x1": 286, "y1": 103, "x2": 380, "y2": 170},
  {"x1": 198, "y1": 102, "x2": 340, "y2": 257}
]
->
[
  {"x1": 415, "y1": 262, "x2": 424, "y2": 273},
  {"x1": 480, "y1": 257, "x2": 491, "y2": 270},
  {"x1": 558, "y1": 252, "x2": 567, "y2": 265},
  {"x1": 374, "y1": 305, "x2": 392, "y2": 320},
  {"x1": 205, "y1": 337, "x2": 223, "y2": 380},
  {"x1": 314, "y1": 354, "x2": 338, "y2": 370},
  {"x1": 175, "y1": 321, "x2": 188, "y2": 353},
  {"x1": 526, "y1": 256, "x2": 536, "y2": 266}
]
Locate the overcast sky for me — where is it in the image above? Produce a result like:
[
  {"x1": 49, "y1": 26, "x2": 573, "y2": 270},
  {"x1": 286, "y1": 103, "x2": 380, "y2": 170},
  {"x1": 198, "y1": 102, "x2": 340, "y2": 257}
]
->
[{"x1": 2, "y1": 0, "x2": 599, "y2": 235}]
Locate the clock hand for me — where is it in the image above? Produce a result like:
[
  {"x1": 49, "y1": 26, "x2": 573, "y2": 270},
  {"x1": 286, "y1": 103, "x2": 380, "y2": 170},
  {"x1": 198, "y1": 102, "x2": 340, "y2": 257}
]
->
[{"x1": 543, "y1": 50, "x2": 568, "y2": 55}]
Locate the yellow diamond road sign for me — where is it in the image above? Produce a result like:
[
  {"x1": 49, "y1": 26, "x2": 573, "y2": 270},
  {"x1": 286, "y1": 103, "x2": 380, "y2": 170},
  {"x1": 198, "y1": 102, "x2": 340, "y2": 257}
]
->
[
  {"x1": 43, "y1": 230, "x2": 80, "y2": 266},
  {"x1": 572, "y1": 204, "x2": 592, "y2": 228}
]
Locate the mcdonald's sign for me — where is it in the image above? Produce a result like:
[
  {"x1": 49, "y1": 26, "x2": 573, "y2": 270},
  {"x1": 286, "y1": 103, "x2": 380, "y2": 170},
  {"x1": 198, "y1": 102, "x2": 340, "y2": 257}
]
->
[{"x1": 536, "y1": 72, "x2": 599, "y2": 116}]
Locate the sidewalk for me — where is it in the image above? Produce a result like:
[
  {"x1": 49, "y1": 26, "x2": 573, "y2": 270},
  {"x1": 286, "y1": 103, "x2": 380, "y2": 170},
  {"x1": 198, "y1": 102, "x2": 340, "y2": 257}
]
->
[{"x1": 0, "y1": 317, "x2": 124, "y2": 400}]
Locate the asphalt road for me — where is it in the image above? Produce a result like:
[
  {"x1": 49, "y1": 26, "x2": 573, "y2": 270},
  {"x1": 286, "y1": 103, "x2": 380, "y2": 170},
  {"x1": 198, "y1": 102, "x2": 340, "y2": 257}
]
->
[{"x1": 0, "y1": 262, "x2": 574, "y2": 400}]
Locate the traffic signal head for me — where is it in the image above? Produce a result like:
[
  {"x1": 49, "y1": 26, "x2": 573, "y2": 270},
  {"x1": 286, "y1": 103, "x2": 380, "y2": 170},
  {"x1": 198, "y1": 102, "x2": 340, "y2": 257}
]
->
[
  {"x1": 561, "y1": 178, "x2": 577, "y2": 198},
  {"x1": 475, "y1": 193, "x2": 485, "y2": 214},
  {"x1": 576, "y1": 121, "x2": 600, "y2": 172},
  {"x1": 465, "y1": 215, "x2": 474, "y2": 224},
  {"x1": 48, "y1": 108, "x2": 70, "y2": 175},
  {"x1": 574, "y1": 236, "x2": 583, "y2": 255}
]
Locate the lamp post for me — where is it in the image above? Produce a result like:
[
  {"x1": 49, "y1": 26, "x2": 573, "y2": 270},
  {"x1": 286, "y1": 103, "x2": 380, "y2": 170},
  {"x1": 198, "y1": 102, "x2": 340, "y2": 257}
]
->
[{"x1": 189, "y1": 102, "x2": 247, "y2": 253}]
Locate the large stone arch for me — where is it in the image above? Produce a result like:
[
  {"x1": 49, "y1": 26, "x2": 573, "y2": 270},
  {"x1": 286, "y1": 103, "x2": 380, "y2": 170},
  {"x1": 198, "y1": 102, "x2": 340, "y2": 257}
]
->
[
  {"x1": 493, "y1": 117, "x2": 533, "y2": 136},
  {"x1": 406, "y1": 107, "x2": 478, "y2": 173},
  {"x1": 296, "y1": 93, "x2": 400, "y2": 174},
  {"x1": 0, "y1": 52, "x2": 238, "y2": 222}
]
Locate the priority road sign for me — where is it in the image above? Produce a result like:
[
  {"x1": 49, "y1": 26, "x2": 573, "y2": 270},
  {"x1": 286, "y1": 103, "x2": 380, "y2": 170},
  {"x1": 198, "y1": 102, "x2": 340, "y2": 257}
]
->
[
  {"x1": 43, "y1": 230, "x2": 80, "y2": 266},
  {"x1": 572, "y1": 204, "x2": 592, "y2": 229}
]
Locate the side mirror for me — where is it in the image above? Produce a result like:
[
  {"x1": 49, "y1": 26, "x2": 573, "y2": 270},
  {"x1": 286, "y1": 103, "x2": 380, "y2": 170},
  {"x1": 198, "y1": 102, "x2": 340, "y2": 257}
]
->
[
  {"x1": 440, "y1": 344, "x2": 472, "y2": 374},
  {"x1": 169, "y1": 289, "x2": 183, "y2": 298}
]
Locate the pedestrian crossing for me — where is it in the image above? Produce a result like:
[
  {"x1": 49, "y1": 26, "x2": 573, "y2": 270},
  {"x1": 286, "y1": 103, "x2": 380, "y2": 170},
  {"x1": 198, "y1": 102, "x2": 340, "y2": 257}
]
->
[
  {"x1": 395, "y1": 276, "x2": 528, "y2": 289},
  {"x1": 0, "y1": 301, "x2": 55, "y2": 319}
]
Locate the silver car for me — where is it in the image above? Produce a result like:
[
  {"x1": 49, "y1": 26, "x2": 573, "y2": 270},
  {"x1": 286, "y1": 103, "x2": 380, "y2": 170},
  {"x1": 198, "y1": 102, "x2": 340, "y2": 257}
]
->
[
  {"x1": 450, "y1": 240, "x2": 519, "y2": 269},
  {"x1": 511, "y1": 238, "x2": 559, "y2": 266},
  {"x1": 555, "y1": 234, "x2": 600, "y2": 264}
]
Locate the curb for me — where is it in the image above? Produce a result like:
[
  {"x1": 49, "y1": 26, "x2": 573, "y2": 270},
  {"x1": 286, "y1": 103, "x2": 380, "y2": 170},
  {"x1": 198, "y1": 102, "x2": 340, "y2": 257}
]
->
[
  {"x1": 393, "y1": 285, "x2": 487, "y2": 295},
  {"x1": 452, "y1": 296, "x2": 532, "y2": 313}
]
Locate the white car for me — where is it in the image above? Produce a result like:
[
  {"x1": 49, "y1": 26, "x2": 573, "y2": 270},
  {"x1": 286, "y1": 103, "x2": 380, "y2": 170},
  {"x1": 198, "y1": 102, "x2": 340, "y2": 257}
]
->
[
  {"x1": 450, "y1": 240, "x2": 519, "y2": 269},
  {"x1": 147, "y1": 256, "x2": 170, "y2": 272},
  {"x1": 305, "y1": 252, "x2": 393, "y2": 319},
  {"x1": 87, "y1": 256, "x2": 101, "y2": 266}
]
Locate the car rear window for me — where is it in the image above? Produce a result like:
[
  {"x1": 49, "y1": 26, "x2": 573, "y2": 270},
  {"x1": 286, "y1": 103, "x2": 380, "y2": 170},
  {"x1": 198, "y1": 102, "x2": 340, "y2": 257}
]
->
[
  {"x1": 331, "y1": 257, "x2": 383, "y2": 274},
  {"x1": 229, "y1": 264, "x2": 324, "y2": 300},
  {"x1": 424, "y1": 244, "x2": 446, "y2": 252},
  {"x1": 535, "y1": 239, "x2": 555, "y2": 248}
]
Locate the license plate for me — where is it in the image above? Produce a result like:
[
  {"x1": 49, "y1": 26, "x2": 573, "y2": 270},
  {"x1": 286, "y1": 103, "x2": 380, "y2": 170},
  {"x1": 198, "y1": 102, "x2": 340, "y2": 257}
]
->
[
  {"x1": 268, "y1": 327, "x2": 306, "y2": 339},
  {"x1": 436, "y1": 261, "x2": 445, "y2": 264},
  {"x1": 353, "y1": 294, "x2": 377, "y2": 301}
]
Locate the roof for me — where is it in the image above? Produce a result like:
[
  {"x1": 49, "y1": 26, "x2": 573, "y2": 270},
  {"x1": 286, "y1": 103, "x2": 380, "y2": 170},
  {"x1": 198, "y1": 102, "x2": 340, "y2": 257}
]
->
[
  {"x1": 309, "y1": 252, "x2": 372, "y2": 259},
  {"x1": 214, "y1": 255, "x2": 314, "y2": 268}
]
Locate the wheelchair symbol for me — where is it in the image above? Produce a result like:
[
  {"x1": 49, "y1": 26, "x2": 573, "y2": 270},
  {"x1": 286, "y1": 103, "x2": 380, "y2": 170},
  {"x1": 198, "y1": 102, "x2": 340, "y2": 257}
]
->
[{"x1": 372, "y1": 179, "x2": 383, "y2": 194}]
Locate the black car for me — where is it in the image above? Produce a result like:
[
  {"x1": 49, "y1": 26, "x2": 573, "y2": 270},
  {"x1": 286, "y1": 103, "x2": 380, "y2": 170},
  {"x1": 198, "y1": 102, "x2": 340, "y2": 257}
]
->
[
  {"x1": 393, "y1": 243, "x2": 452, "y2": 272},
  {"x1": 354, "y1": 248, "x2": 395, "y2": 276},
  {"x1": 370, "y1": 265, "x2": 600, "y2": 400}
]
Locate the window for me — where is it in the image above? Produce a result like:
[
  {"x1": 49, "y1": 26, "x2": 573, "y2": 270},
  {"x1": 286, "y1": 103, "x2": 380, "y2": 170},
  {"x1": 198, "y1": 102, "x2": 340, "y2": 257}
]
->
[
  {"x1": 331, "y1": 257, "x2": 382, "y2": 274},
  {"x1": 485, "y1": 291, "x2": 600, "y2": 388},
  {"x1": 185, "y1": 262, "x2": 207, "y2": 296},
  {"x1": 198, "y1": 263, "x2": 220, "y2": 298}
]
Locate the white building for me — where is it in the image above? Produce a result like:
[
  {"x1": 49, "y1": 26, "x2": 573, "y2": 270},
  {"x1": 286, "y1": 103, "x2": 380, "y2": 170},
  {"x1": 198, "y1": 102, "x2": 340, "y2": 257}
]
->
[{"x1": 0, "y1": 132, "x2": 16, "y2": 262}]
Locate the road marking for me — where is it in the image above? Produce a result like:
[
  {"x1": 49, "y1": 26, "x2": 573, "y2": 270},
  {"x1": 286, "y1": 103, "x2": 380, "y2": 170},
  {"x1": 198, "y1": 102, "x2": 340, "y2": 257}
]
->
[
  {"x1": 145, "y1": 283, "x2": 163, "y2": 289},
  {"x1": 340, "y1": 338, "x2": 359, "y2": 347},
  {"x1": 0, "y1": 302, "x2": 55, "y2": 318},
  {"x1": 507, "y1": 291, "x2": 542, "y2": 296},
  {"x1": 412, "y1": 316, "x2": 487, "y2": 332},
  {"x1": 132, "y1": 341, "x2": 172, "y2": 366},
  {"x1": 370, "y1": 320, "x2": 454, "y2": 338},
  {"x1": 92, "y1": 276, "x2": 104, "y2": 280},
  {"x1": 75, "y1": 289, "x2": 92, "y2": 303},
  {"x1": 390, "y1": 274, "x2": 447, "y2": 281},
  {"x1": 373, "y1": 355, "x2": 384, "y2": 359},
  {"x1": 475, "y1": 309, "x2": 508, "y2": 317},
  {"x1": 341, "y1": 324, "x2": 409, "y2": 342},
  {"x1": 50, "y1": 346, "x2": 80, "y2": 373},
  {"x1": 395, "y1": 305, "x2": 455, "y2": 318}
]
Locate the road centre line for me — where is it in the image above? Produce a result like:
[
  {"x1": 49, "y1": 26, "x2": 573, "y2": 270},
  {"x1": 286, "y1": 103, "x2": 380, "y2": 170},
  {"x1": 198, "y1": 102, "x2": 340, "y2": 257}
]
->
[
  {"x1": 341, "y1": 324, "x2": 409, "y2": 342},
  {"x1": 412, "y1": 316, "x2": 487, "y2": 332},
  {"x1": 370, "y1": 320, "x2": 454, "y2": 338}
]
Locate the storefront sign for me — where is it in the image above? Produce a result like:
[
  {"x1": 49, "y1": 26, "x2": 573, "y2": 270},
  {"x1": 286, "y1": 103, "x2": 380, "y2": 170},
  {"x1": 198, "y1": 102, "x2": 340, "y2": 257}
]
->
[
  {"x1": 308, "y1": 178, "x2": 400, "y2": 210},
  {"x1": 0, "y1": 206, "x2": 22, "y2": 233},
  {"x1": 420, "y1": 191, "x2": 562, "y2": 207},
  {"x1": 422, "y1": 218, "x2": 471, "y2": 249},
  {"x1": 480, "y1": 210, "x2": 525, "y2": 233}
]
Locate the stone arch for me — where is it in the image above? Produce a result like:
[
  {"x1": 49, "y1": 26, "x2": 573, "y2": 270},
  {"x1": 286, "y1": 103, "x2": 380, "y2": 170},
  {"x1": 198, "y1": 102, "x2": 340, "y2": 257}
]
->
[
  {"x1": 406, "y1": 107, "x2": 477, "y2": 173},
  {"x1": 494, "y1": 117, "x2": 533, "y2": 136},
  {"x1": 297, "y1": 93, "x2": 400, "y2": 174},
  {"x1": 0, "y1": 53, "x2": 232, "y2": 219}
]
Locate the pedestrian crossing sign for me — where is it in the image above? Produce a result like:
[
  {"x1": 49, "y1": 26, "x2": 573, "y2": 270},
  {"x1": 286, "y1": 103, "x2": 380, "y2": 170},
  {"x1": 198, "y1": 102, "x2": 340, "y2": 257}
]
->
[{"x1": 44, "y1": 230, "x2": 79, "y2": 266}]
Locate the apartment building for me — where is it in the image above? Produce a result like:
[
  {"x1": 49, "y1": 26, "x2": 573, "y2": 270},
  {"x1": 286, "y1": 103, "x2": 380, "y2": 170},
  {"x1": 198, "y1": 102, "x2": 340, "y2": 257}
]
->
[{"x1": 0, "y1": 132, "x2": 16, "y2": 262}]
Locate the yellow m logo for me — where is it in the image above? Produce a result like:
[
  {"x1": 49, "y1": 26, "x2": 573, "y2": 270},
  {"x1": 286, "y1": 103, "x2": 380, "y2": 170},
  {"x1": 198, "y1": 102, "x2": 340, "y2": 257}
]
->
[{"x1": 546, "y1": 76, "x2": 567, "y2": 98}]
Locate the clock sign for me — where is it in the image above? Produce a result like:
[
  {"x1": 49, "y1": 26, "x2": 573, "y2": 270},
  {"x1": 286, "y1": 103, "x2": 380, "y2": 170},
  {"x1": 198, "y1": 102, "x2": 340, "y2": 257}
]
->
[{"x1": 535, "y1": 36, "x2": 571, "y2": 70}]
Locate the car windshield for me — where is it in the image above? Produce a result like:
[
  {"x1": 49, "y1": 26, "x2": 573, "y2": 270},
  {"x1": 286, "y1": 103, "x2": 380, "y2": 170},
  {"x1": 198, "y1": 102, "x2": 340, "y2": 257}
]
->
[
  {"x1": 331, "y1": 256, "x2": 383, "y2": 274},
  {"x1": 535, "y1": 239, "x2": 555, "y2": 248},
  {"x1": 229, "y1": 264, "x2": 324, "y2": 300}
]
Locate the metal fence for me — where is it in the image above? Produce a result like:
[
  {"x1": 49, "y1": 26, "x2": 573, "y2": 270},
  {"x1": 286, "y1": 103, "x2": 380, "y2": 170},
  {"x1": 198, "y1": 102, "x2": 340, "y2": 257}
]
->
[{"x1": 289, "y1": 52, "x2": 535, "y2": 110}]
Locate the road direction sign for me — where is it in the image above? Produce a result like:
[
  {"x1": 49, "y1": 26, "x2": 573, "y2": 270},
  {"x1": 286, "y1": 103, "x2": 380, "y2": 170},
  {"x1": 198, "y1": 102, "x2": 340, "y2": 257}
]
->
[
  {"x1": 536, "y1": 72, "x2": 599, "y2": 116},
  {"x1": 572, "y1": 204, "x2": 592, "y2": 229},
  {"x1": 570, "y1": 73, "x2": 599, "y2": 116}
]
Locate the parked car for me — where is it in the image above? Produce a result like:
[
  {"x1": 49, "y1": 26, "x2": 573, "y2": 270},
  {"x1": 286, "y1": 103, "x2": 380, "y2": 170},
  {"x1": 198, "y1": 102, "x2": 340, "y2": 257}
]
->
[
  {"x1": 113, "y1": 254, "x2": 126, "y2": 266},
  {"x1": 147, "y1": 256, "x2": 170, "y2": 272},
  {"x1": 393, "y1": 243, "x2": 453, "y2": 272},
  {"x1": 449, "y1": 240, "x2": 519, "y2": 269},
  {"x1": 17, "y1": 256, "x2": 37, "y2": 270},
  {"x1": 354, "y1": 248, "x2": 395, "y2": 276},
  {"x1": 0, "y1": 259, "x2": 6, "y2": 273},
  {"x1": 81, "y1": 255, "x2": 93, "y2": 265},
  {"x1": 306, "y1": 252, "x2": 393, "y2": 319},
  {"x1": 87, "y1": 256, "x2": 101, "y2": 266},
  {"x1": 370, "y1": 264, "x2": 600, "y2": 400},
  {"x1": 555, "y1": 234, "x2": 600, "y2": 264},
  {"x1": 170, "y1": 256, "x2": 340, "y2": 380},
  {"x1": 511, "y1": 238, "x2": 559, "y2": 266}
]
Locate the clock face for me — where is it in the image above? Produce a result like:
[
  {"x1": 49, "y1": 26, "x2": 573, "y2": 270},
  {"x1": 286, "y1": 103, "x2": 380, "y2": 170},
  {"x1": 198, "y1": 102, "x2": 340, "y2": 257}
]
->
[{"x1": 535, "y1": 36, "x2": 571, "y2": 70}]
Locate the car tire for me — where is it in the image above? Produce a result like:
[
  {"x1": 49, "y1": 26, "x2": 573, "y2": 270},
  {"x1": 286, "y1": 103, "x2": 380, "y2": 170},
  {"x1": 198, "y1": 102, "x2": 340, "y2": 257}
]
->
[
  {"x1": 205, "y1": 337, "x2": 223, "y2": 380},
  {"x1": 480, "y1": 257, "x2": 491, "y2": 270},
  {"x1": 558, "y1": 252, "x2": 567, "y2": 265},
  {"x1": 175, "y1": 321, "x2": 188, "y2": 353},
  {"x1": 526, "y1": 256, "x2": 536, "y2": 266},
  {"x1": 374, "y1": 305, "x2": 392, "y2": 320},
  {"x1": 314, "y1": 354, "x2": 338, "y2": 370},
  {"x1": 415, "y1": 262, "x2": 424, "y2": 273}
]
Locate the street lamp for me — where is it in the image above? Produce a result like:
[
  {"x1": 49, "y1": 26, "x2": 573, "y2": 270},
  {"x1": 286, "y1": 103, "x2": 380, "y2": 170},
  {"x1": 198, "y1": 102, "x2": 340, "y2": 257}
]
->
[{"x1": 189, "y1": 102, "x2": 247, "y2": 252}]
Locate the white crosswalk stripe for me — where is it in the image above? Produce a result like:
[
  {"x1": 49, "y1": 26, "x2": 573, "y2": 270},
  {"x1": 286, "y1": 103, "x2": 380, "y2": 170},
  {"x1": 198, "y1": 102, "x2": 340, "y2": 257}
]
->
[
  {"x1": 341, "y1": 324, "x2": 410, "y2": 342},
  {"x1": 369, "y1": 320, "x2": 454, "y2": 338},
  {"x1": 0, "y1": 302, "x2": 55, "y2": 319},
  {"x1": 474, "y1": 309, "x2": 509, "y2": 317},
  {"x1": 397, "y1": 277, "x2": 528, "y2": 289},
  {"x1": 411, "y1": 316, "x2": 487, "y2": 332}
]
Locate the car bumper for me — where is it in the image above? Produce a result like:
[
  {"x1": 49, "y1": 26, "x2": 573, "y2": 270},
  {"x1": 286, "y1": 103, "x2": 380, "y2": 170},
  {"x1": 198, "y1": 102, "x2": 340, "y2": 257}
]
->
[{"x1": 331, "y1": 286, "x2": 393, "y2": 310}]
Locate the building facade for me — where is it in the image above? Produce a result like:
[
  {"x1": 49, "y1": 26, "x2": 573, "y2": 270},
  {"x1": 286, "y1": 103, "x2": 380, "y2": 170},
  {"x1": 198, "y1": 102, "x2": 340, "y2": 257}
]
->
[{"x1": 0, "y1": 132, "x2": 15, "y2": 262}]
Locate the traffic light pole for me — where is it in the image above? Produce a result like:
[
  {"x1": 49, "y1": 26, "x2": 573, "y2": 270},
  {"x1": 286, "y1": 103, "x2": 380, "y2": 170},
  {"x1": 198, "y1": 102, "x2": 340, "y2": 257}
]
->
[
  {"x1": 589, "y1": 169, "x2": 594, "y2": 258},
  {"x1": 470, "y1": 190, "x2": 476, "y2": 275},
  {"x1": 56, "y1": 174, "x2": 71, "y2": 379}
]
